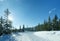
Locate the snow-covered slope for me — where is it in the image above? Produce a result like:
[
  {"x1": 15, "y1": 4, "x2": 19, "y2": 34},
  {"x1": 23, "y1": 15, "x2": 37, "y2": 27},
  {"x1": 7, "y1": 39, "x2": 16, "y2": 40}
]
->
[
  {"x1": 0, "y1": 31, "x2": 60, "y2": 41},
  {"x1": 34, "y1": 31, "x2": 60, "y2": 41}
]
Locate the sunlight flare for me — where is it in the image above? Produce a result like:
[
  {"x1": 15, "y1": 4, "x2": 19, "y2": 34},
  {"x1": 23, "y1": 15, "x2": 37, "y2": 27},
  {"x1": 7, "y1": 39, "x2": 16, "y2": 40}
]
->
[{"x1": 8, "y1": 14, "x2": 13, "y2": 21}]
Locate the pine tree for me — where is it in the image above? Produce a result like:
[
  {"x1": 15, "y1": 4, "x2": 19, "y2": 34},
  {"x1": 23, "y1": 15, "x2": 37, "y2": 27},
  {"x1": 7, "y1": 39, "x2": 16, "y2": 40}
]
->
[
  {"x1": 19, "y1": 26, "x2": 21, "y2": 32},
  {"x1": 0, "y1": 17, "x2": 4, "y2": 35},
  {"x1": 3, "y1": 9, "x2": 12, "y2": 34},
  {"x1": 43, "y1": 20, "x2": 48, "y2": 31},
  {"x1": 22, "y1": 25, "x2": 25, "y2": 32},
  {"x1": 4, "y1": 9, "x2": 11, "y2": 29},
  {"x1": 58, "y1": 19, "x2": 60, "y2": 30},
  {"x1": 48, "y1": 16, "x2": 52, "y2": 30},
  {"x1": 35, "y1": 23, "x2": 41, "y2": 31},
  {"x1": 52, "y1": 14, "x2": 58, "y2": 30}
]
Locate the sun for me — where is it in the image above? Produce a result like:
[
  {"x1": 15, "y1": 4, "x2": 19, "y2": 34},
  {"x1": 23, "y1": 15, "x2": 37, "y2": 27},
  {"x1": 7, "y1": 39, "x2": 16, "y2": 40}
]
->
[{"x1": 8, "y1": 14, "x2": 13, "y2": 21}]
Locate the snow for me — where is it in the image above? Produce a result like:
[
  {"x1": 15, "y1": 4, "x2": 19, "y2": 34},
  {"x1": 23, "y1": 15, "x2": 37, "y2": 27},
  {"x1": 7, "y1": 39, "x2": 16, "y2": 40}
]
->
[
  {"x1": 0, "y1": 34, "x2": 16, "y2": 41},
  {"x1": 34, "y1": 31, "x2": 60, "y2": 41},
  {"x1": 0, "y1": 31, "x2": 60, "y2": 41}
]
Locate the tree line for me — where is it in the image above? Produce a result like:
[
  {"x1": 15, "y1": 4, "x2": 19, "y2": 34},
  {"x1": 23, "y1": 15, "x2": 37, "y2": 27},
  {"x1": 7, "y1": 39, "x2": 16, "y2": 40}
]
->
[
  {"x1": 19, "y1": 14, "x2": 60, "y2": 31},
  {"x1": 34, "y1": 14, "x2": 60, "y2": 31}
]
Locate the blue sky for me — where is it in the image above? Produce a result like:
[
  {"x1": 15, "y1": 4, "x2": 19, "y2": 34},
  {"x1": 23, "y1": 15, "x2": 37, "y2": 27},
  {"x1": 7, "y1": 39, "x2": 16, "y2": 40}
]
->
[{"x1": 0, "y1": 0, "x2": 60, "y2": 28}]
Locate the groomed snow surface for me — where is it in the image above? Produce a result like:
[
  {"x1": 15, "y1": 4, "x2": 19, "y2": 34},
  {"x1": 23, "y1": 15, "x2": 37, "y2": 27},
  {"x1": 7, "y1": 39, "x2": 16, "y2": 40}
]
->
[{"x1": 0, "y1": 31, "x2": 60, "y2": 41}]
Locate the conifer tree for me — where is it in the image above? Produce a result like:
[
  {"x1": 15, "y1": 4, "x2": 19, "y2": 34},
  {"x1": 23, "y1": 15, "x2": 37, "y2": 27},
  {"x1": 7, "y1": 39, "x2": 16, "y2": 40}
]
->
[
  {"x1": 52, "y1": 14, "x2": 58, "y2": 30},
  {"x1": 22, "y1": 25, "x2": 25, "y2": 32},
  {"x1": 48, "y1": 16, "x2": 52, "y2": 30},
  {"x1": 0, "y1": 17, "x2": 4, "y2": 35}
]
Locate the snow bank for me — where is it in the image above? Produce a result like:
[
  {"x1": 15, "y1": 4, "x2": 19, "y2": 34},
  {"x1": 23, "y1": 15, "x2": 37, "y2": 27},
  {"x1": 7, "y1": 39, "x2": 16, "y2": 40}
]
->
[{"x1": 34, "y1": 31, "x2": 60, "y2": 41}]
